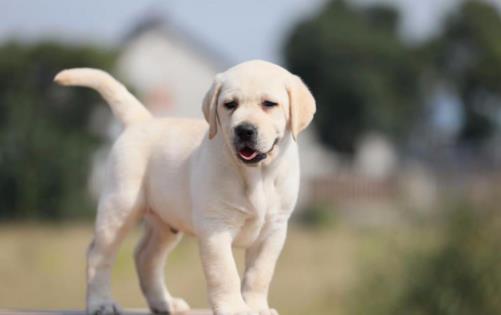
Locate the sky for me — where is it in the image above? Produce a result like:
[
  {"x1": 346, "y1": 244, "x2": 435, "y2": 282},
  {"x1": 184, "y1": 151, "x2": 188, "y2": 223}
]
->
[
  {"x1": 0, "y1": 0, "x2": 325, "y2": 64},
  {"x1": 4, "y1": 0, "x2": 500, "y2": 64}
]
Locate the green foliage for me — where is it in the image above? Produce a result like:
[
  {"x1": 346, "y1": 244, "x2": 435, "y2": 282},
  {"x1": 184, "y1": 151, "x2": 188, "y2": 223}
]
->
[
  {"x1": 285, "y1": 0, "x2": 501, "y2": 154},
  {"x1": 350, "y1": 206, "x2": 501, "y2": 315},
  {"x1": 285, "y1": 0, "x2": 420, "y2": 154},
  {"x1": 0, "y1": 41, "x2": 115, "y2": 220},
  {"x1": 422, "y1": 1, "x2": 501, "y2": 144},
  {"x1": 296, "y1": 203, "x2": 337, "y2": 228}
]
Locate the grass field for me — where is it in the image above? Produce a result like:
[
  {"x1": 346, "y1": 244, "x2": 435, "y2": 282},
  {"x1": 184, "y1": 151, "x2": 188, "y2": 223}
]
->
[{"x1": 0, "y1": 222, "x2": 427, "y2": 315}]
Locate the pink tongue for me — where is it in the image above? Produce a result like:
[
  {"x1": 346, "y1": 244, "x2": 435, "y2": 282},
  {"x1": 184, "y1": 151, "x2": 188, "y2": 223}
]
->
[{"x1": 239, "y1": 148, "x2": 258, "y2": 160}]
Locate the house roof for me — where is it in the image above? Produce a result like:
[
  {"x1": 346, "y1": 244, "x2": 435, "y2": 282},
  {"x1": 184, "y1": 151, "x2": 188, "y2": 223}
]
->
[{"x1": 120, "y1": 11, "x2": 230, "y2": 71}]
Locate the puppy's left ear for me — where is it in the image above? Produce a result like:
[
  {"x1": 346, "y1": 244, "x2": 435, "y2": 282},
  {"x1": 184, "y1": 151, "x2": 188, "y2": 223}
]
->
[
  {"x1": 202, "y1": 75, "x2": 223, "y2": 139},
  {"x1": 287, "y1": 75, "x2": 316, "y2": 140}
]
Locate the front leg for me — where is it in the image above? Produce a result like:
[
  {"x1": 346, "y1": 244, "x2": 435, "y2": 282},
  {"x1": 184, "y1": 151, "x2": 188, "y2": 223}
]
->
[
  {"x1": 242, "y1": 223, "x2": 287, "y2": 315},
  {"x1": 199, "y1": 230, "x2": 256, "y2": 315}
]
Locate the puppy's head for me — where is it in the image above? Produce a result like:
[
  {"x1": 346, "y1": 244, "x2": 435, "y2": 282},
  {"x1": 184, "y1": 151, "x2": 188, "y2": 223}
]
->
[{"x1": 203, "y1": 60, "x2": 316, "y2": 166}]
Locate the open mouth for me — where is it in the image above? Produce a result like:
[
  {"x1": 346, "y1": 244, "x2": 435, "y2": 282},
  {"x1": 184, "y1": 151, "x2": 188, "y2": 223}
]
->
[
  {"x1": 238, "y1": 147, "x2": 261, "y2": 163},
  {"x1": 236, "y1": 138, "x2": 279, "y2": 164}
]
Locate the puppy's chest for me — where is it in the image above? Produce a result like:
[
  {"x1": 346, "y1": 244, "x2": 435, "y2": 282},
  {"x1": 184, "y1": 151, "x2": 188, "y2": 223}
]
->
[{"x1": 233, "y1": 180, "x2": 285, "y2": 247}]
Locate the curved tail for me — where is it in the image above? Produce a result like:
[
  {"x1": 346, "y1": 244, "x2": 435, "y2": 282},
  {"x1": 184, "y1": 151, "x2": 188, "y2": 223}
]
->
[{"x1": 54, "y1": 68, "x2": 152, "y2": 126}]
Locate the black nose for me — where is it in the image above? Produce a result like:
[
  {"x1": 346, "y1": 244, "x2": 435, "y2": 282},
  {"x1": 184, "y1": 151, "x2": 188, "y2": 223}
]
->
[{"x1": 235, "y1": 123, "x2": 257, "y2": 141}]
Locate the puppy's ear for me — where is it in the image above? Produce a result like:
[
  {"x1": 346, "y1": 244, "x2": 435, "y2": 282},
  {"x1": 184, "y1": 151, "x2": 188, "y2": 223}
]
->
[
  {"x1": 287, "y1": 75, "x2": 316, "y2": 140},
  {"x1": 202, "y1": 75, "x2": 223, "y2": 139}
]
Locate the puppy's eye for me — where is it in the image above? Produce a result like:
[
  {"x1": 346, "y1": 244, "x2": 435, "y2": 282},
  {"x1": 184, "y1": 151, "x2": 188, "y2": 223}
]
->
[
  {"x1": 224, "y1": 100, "x2": 238, "y2": 110},
  {"x1": 263, "y1": 100, "x2": 278, "y2": 108}
]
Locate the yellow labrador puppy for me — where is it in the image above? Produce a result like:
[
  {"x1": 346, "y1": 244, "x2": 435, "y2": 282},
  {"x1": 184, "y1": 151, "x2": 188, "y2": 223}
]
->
[{"x1": 55, "y1": 60, "x2": 315, "y2": 315}]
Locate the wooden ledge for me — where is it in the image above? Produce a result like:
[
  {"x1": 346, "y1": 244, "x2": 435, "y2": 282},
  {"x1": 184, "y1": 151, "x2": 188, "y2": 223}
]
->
[{"x1": 0, "y1": 310, "x2": 211, "y2": 315}]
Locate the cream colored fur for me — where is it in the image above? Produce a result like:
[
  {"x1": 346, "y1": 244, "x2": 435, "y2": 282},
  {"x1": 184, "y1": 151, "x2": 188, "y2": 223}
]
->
[{"x1": 54, "y1": 60, "x2": 315, "y2": 315}]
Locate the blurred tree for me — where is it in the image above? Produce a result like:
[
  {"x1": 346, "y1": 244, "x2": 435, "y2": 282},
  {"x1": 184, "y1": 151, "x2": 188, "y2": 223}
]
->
[
  {"x1": 285, "y1": 0, "x2": 420, "y2": 155},
  {"x1": 286, "y1": 0, "x2": 501, "y2": 156},
  {"x1": 0, "y1": 42, "x2": 115, "y2": 220},
  {"x1": 422, "y1": 0, "x2": 501, "y2": 145}
]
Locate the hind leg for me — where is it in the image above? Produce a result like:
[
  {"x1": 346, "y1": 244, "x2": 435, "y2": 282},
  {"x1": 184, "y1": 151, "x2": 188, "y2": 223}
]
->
[
  {"x1": 85, "y1": 118, "x2": 152, "y2": 315},
  {"x1": 87, "y1": 189, "x2": 144, "y2": 315},
  {"x1": 135, "y1": 213, "x2": 190, "y2": 314}
]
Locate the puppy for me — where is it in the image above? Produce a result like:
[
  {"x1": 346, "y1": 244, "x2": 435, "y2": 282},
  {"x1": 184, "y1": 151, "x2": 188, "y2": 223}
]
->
[{"x1": 54, "y1": 60, "x2": 316, "y2": 315}]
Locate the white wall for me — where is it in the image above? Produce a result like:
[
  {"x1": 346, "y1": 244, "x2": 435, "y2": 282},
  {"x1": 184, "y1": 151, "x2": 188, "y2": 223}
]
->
[{"x1": 117, "y1": 29, "x2": 218, "y2": 118}]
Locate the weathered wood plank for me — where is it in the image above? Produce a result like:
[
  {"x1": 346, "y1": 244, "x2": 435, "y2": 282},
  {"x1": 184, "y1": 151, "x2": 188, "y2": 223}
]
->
[{"x1": 0, "y1": 310, "x2": 211, "y2": 315}]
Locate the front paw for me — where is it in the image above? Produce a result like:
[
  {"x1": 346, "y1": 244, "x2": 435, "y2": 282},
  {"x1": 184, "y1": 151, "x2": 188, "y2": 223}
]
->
[
  {"x1": 149, "y1": 296, "x2": 191, "y2": 314},
  {"x1": 87, "y1": 300, "x2": 122, "y2": 315},
  {"x1": 243, "y1": 293, "x2": 278, "y2": 315}
]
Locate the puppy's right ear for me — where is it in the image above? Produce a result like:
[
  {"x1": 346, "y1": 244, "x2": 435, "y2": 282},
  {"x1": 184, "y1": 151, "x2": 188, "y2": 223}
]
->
[{"x1": 202, "y1": 75, "x2": 223, "y2": 139}]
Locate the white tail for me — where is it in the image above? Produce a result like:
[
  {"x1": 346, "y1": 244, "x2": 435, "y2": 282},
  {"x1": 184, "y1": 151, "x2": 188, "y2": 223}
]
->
[{"x1": 54, "y1": 68, "x2": 152, "y2": 126}]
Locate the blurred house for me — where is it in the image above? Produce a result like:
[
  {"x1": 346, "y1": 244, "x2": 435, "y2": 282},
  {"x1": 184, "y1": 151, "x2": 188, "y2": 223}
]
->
[
  {"x1": 89, "y1": 14, "x2": 337, "y2": 202},
  {"x1": 116, "y1": 15, "x2": 225, "y2": 118}
]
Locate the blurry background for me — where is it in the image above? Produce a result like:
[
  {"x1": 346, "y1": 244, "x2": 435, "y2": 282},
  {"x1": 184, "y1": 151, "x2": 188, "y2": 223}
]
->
[{"x1": 1, "y1": 0, "x2": 501, "y2": 314}]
